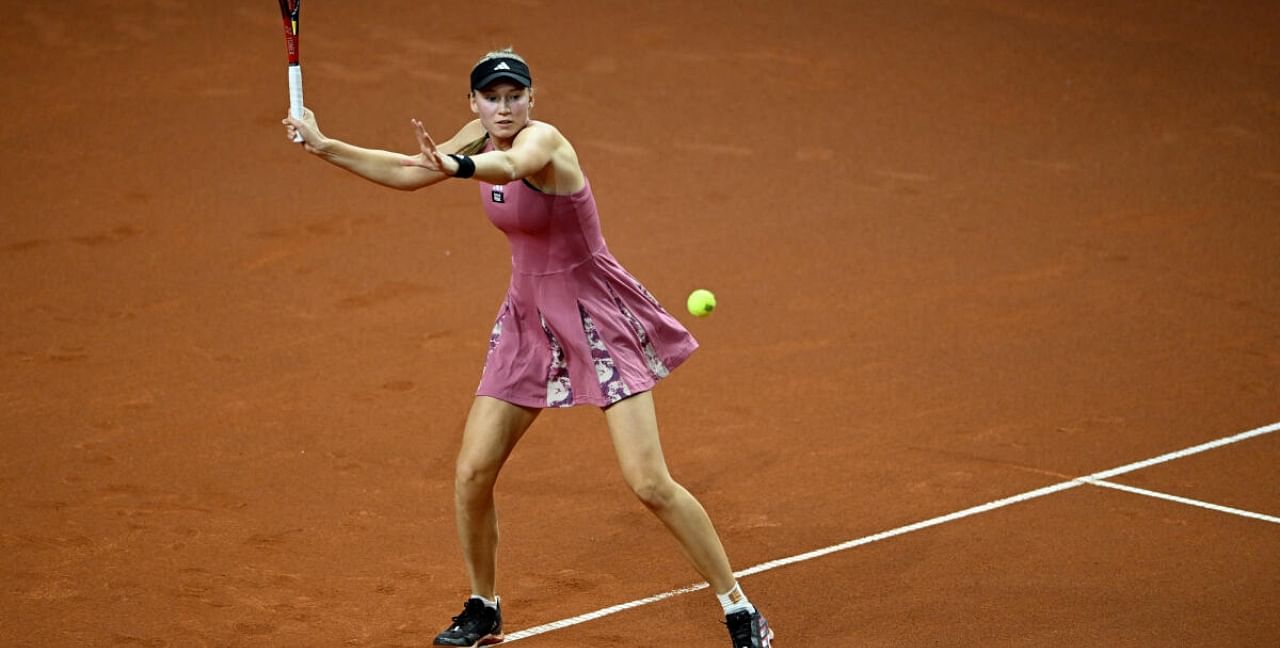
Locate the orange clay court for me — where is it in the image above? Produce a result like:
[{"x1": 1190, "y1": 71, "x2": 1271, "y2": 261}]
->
[{"x1": 2, "y1": 1, "x2": 1278, "y2": 646}]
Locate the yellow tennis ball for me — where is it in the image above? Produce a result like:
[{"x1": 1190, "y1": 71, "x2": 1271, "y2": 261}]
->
[{"x1": 686, "y1": 289, "x2": 716, "y2": 318}]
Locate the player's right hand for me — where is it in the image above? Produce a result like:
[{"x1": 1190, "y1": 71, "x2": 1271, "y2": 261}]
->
[{"x1": 284, "y1": 108, "x2": 326, "y2": 153}]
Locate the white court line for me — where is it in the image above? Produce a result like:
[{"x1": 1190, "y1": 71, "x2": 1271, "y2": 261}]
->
[
  {"x1": 504, "y1": 420, "x2": 1280, "y2": 643},
  {"x1": 1081, "y1": 478, "x2": 1280, "y2": 524}
]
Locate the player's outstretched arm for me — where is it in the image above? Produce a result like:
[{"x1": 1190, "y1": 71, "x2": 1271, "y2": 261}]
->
[
  {"x1": 284, "y1": 110, "x2": 484, "y2": 191},
  {"x1": 403, "y1": 120, "x2": 557, "y2": 184}
]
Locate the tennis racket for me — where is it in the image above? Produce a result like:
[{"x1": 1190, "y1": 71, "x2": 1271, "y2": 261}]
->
[{"x1": 278, "y1": 0, "x2": 304, "y2": 142}]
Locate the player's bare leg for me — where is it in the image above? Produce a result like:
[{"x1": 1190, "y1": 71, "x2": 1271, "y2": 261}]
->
[
  {"x1": 454, "y1": 396, "x2": 540, "y2": 599},
  {"x1": 433, "y1": 396, "x2": 539, "y2": 646},
  {"x1": 605, "y1": 392, "x2": 774, "y2": 646},
  {"x1": 603, "y1": 391, "x2": 735, "y2": 593}
]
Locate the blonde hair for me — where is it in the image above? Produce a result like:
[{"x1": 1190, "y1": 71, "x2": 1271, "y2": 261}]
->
[
  {"x1": 474, "y1": 47, "x2": 527, "y2": 68},
  {"x1": 456, "y1": 133, "x2": 490, "y2": 156}
]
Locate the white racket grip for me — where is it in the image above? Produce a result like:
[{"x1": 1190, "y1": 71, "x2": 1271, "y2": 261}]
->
[{"x1": 288, "y1": 65, "x2": 304, "y2": 143}]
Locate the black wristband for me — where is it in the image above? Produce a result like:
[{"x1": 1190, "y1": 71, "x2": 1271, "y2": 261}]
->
[{"x1": 449, "y1": 154, "x2": 476, "y2": 179}]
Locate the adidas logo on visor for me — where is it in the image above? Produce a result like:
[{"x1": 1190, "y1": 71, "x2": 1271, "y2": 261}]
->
[{"x1": 493, "y1": 62, "x2": 511, "y2": 70}]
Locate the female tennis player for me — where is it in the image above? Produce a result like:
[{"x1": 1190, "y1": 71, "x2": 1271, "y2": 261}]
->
[{"x1": 284, "y1": 49, "x2": 773, "y2": 648}]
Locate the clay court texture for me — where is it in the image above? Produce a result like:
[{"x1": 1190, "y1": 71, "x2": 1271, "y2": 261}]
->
[{"x1": 2, "y1": 1, "x2": 1278, "y2": 646}]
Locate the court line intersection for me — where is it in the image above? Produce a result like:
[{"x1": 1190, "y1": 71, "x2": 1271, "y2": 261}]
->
[
  {"x1": 1081, "y1": 477, "x2": 1280, "y2": 524},
  {"x1": 505, "y1": 420, "x2": 1280, "y2": 642}
]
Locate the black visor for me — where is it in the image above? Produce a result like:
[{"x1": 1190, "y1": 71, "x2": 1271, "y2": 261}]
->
[{"x1": 470, "y1": 57, "x2": 533, "y2": 91}]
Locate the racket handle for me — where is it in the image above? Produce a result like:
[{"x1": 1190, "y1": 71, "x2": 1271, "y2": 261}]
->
[{"x1": 288, "y1": 65, "x2": 304, "y2": 143}]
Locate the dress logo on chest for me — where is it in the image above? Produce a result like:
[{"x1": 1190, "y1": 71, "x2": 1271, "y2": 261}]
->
[{"x1": 491, "y1": 185, "x2": 505, "y2": 203}]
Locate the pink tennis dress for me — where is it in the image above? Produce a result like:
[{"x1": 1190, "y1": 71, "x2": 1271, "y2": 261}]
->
[{"x1": 473, "y1": 172, "x2": 697, "y2": 409}]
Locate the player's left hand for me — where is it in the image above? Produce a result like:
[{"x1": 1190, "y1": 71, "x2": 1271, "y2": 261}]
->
[{"x1": 401, "y1": 119, "x2": 459, "y2": 176}]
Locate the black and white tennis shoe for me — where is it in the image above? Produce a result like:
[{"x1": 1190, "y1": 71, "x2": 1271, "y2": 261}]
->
[
  {"x1": 433, "y1": 598, "x2": 504, "y2": 647},
  {"x1": 725, "y1": 609, "x2": 775, "y2": 647}
]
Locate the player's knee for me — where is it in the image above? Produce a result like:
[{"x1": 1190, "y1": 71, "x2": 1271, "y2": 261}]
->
[
  {"x1": 629, "y1": 476, "x2": 677, "y2": 511},
  {"x1": 454, "y1": 460, "x2": 497, "y2": 501}
]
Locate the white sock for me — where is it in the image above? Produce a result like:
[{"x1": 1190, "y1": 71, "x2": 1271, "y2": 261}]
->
[
  {"x1": 471, "y1": 594, "x2": 499, "y2": 609},
  {"x1": 716, "y1": 583, "x2": 755, "y2": 616}
]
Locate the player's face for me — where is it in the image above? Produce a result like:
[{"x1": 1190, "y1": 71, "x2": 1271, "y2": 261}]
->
[{"x1": 471, "y1": 83, "x2": 533, "y2": 138}]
